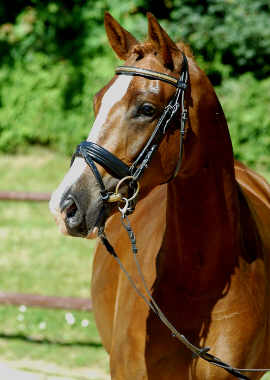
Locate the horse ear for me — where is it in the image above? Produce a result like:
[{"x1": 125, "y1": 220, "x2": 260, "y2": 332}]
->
[
  {"x1": 104, "y1": 12, "x2": 138, "y2": 60},
  {"x1": 147, "y1": 12, "x2": 179, "y2": 71}
]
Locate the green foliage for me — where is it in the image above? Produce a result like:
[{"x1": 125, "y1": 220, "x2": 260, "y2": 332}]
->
[
  {"x1": 0, "y1": 1, "x2": 146, "y2": 65},
  {"x1": 0, "y1": 0, "x2": 270, "y2": 169},
  {"x1": 1, "y1": 0, "x2": 269, "y2": 77},
  {"x1": 167, "y1": 0, "x2": 270, "y2": 80},
  {"x1": 0, "y1": 52, "x2": 119, "y2": 154},
  {"x1": 217, "y1": 74, "x2": 270, "y2": 170},
  {"x1": 0, "y1": 0, "x2": 147, "y2": 154}
]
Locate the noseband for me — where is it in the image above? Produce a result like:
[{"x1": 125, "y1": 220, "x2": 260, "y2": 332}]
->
[{"x1": 71, "y1": 53, "x2": 189, "y2": 207}]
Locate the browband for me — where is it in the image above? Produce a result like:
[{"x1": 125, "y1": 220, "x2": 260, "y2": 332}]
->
[{"x1": 116, "y1": 66, "x2": 179, "y2": 88}]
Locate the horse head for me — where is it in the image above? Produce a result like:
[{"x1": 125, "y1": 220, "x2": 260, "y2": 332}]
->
[{"x1": 50, "y1": 12, "x2": 232, "y2": 239}]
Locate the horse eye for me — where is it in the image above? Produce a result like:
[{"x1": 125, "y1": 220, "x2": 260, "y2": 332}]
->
[{"x1": 139, "y1": 103, "x2": 156, "y2": 117}]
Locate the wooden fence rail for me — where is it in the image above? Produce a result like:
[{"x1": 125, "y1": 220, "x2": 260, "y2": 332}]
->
[
  {"x1": 0, "y1": 190, "x2": 93, "y2": 312},
  {"x1": 0, "y1": 292, "x2": 92, "y2": 311},
  {"x1": 0, "y1": 191, "x2": 51, "y2": 201}
]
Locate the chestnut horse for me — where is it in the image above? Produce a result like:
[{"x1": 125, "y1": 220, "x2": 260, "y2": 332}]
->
[{"x1": 50, "y1": 12, "x2": 270, "y2": 379}]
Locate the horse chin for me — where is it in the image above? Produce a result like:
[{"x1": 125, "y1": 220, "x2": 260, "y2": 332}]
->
[
  {"x1": 86, "y1": 227, "x2": 99, "y2": 240},
  {"x1": 84, "y1": 201, "x2": 111, "y2": 240},
  {"x1": 52, "y1": 212, "x2": 70, "y2": 236}
]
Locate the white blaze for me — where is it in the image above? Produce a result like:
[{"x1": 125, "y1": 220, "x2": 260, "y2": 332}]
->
[
  {"x1": 148, "y1": 80, "x2": 160, "y2": 94},
  {"x1": 49, "y1": 157, "x2": 87, "y2": 215},
  {"x1": 88, "y1": 75, "x2": 133, "y2": 142},
  {"x1": 49, "y1": 75, "x2": 133, "y2": 215}
]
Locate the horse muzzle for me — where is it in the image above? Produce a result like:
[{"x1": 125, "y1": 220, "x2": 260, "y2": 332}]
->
[{"x1": 49, "y1": 171, "x2": 104, "y2": 239}]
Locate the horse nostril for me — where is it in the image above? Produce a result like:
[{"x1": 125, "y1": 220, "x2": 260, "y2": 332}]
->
[
  {"x1": 66, "y1": 202, "x2": 78, "y2": 219},
  {"x1": 61, "y1": 196, "x2": 83, "y2": 230}
]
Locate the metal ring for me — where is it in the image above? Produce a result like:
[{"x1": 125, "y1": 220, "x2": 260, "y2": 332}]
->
[{"x1": 115, "y1": 176, "x2": 140, "y2": 202}]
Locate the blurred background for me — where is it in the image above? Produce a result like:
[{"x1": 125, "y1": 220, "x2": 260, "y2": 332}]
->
[{"x1": 0, "y1": 0, "x2": 270, "y2": 379}]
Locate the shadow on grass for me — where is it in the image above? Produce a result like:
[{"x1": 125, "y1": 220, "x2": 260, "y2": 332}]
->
[{"x1": 0, "y1": 332, "x2": 102, "y2": 348}]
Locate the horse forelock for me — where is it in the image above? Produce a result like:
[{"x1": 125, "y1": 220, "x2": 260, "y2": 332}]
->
[
  {"x1": 130, "y1": 40, "x2": 194, "y2": 62},
  {"x1": 131, "y1": 42, "x2": 156, "y2": 59}
]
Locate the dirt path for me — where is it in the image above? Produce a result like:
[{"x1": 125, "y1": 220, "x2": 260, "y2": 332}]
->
[{"x1": 0, "y1": 360, "x2": 109, "y2": 380}]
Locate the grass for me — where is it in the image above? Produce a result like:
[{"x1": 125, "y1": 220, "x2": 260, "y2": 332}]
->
[{"x1": 0, "y1": 147, "x2": 109, "y2": 378}]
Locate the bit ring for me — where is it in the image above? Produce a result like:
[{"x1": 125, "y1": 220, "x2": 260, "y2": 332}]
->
[{"x1": 115, "y1": 176, "x2": 140, "y2": 202}]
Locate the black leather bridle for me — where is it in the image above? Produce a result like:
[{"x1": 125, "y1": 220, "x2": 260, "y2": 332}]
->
[{"x1": 71, "y1": 53, "x2": 189, "y2": 206}]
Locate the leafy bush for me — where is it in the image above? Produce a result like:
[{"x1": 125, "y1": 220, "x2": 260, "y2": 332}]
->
[
  {"x1": 0, "y1": 1, "x2": 270, "y2": 170},
  {"x1": 165, "y1": 0, "x2": 270, "y2": 81},
  {"x1": 0, "y1": 1, "x2": 147, "y2": 154},
  {"x1": 1, "y1": 1, "x2": 270, "y2": 79},
  {"x1": 0, "y1": 52, "x2": 119, "y2": 154},
  {"x1": 217, "y1": 74, "x2": 270, "y2": 169},
  {"x1": 0, "y1": 1, "x2": 147, "y2": 66}
]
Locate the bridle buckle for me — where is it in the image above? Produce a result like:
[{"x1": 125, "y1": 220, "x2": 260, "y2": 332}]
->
[
  {"x1": 107, "y1": 176, "x2": 140, "y2": 206},
  {"x1": 163, "y1": 102, "x2": 180, "y2": 134}
]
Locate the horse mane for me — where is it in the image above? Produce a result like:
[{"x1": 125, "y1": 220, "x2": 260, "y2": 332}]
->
[{"x1": 176, "y1": 41, "x2": 194, "y2": 58}]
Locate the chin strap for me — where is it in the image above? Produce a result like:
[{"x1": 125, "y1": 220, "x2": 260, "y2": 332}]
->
[{"x1": 98, "y1": 207, "x2": 270, "y2": 380}]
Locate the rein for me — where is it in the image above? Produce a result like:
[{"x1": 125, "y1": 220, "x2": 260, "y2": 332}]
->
[
  {"x1": 72, "y1": 53, "x2": 270, "y2": 379},
  {"x1": 99, "y1": 214, "x2": 267, "y2": 380}
]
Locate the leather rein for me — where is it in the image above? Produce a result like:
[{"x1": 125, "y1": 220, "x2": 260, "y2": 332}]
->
[{"x1": 71, "y1": 53, "x2": 269, "y2": 379}]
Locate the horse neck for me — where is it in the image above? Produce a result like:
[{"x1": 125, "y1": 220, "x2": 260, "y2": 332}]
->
[
  {"x1": 161, "y1": 77, "x2": 241, "y2": 296},
  {"x1": 162, "y1": 166, "x2": 240, "y2": 296}
]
